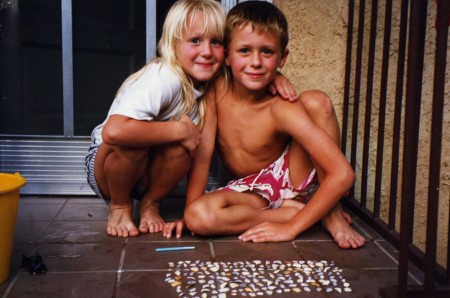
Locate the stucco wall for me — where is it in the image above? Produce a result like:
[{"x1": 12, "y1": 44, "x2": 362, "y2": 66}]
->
[
  {"x1": 275, "y1": 0, "x2": 449, "y2": 266},
  {"x1": 274, "y1": 0, "x2": 349, "y2": 121}
]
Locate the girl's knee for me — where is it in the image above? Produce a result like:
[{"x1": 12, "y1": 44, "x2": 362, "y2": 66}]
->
[{"x1": 159, "y1": 144, "x2": 191, "y2": 163}]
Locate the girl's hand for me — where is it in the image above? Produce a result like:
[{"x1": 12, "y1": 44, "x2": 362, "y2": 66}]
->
[
  {"x1": 179, "y1": 115, "x2": 201, "y2": 157},
  {"x1": 268, "y1": 72, "x2": 298, "y2": 102},
  {"x1": 163, "y1": 218, "x2": 186, "y2": 238},
  {"x1": 238, "y1": 222, "x2": 296, "y2": 242}
]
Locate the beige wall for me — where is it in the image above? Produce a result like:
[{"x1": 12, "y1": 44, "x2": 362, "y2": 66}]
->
[
  {"x1": 274, "y1": 0, "x2": 349, "y2": 121},
  {"x1": 275, "y1": 0, "x2": 449, "y2": 267}
]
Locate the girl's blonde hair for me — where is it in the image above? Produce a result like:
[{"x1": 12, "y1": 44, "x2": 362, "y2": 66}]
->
[{"x1": 117, "y1": 0, "x2": 226, "y2": 127}]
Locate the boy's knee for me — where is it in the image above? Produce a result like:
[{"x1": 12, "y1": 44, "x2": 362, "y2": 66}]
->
[
  {"x1": 184, "y1": 199, "x2": 216, "y2": 235},
  {"x1": 299, "y1": 90, "x2": 334, "y2": 116}
]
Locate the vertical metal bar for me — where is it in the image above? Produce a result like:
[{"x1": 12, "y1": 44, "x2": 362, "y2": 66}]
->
[
  {"x1": 397, "y1": 1, "x2": 428, "y2": 296},
  {"x1": 360, "y1": 0, "x2": 378, "y2": 208},
  {"x1": 388, "y1": 0, "x2": 408, "y2": 230},
  {"x1": 61, "y1": 0, "x2": 74, "y2": 137},
  {"x1": 342, "y1": 0, "x2": 355, "y2": 155},
  {"x1": 374, "y1": 0, "x2": 392, "y2": 218},
  {"x1": 146, "y1": 0, "x2": 156, "y2": 62},
  {"x1": 350, "y1": 0, "x2": 366, "y2": 201},
  {"x1": 424, "y1": 0, "x2": 449, "y2": 295}
]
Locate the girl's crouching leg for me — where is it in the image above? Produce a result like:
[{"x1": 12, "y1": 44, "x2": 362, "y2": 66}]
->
[{"x1": 139, "y1": 144, "x2": 191, "y2": 234}]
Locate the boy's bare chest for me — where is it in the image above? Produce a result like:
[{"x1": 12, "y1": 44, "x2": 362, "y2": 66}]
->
[
  {"x1": 217, "y1": 103, "x2": 276, "y2": 146},
  {"x1": 216, "y1": 101, "x2": 289, "y2": 176}
]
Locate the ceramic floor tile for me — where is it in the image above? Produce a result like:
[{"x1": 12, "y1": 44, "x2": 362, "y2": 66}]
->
[
  {"x1": 16, "y1": 203, "x2": 64, "y2": 222},
  {"x1": 351, "y1": 217, "x2": 385, "y2": 241},
  {"x1": 123, "y1": 241, "x2": 212, "y2": 270},
  {"x1": 293, "y1": 240, "x2": 398, "y2": 269},
  {"x1": 65, "y1": 197, "x2": 105, "y2": 204},
  {"x1": 41, "y1": 220, "x2": 122, "y2": 244},
  {"x1": 329, "y1": 268, "x2": 398, "y2": 297},
  {"x1": 33, "y1": 243, "x2": 123, "y2": 272},
  {"x1": 54, "y1": 203, "x2": 108, "y2": 221},
  {"x1": 0, "y1": 196, "x2": 429, "y2": 298},
  {"x1": 14, "y1": 221, "x2": 52, "y2": 243},
  {"x1": 211, "y1": 241, "x2": 300, "y2": 262},
  {"x1": 18, "y1": 197, "x2": 67, "y2": 204},
  {"x1": 6, "y1": 272, "x2": 116, "y2": 298},
  {"x1": 116, "y1": 271, "x2": 178, "y2": 298}
]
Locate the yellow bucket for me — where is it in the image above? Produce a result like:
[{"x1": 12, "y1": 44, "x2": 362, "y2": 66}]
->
[{"x1": 0, "y1": 172, "x2": 26, "y2": 284}]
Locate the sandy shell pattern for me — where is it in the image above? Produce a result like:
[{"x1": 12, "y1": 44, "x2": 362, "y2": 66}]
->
[{"x1": 164, "y1": 260, "x2": 352, "y2": 297}]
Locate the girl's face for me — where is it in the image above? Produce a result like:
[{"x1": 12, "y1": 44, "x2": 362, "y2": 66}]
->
[{"x1": 176, "y1": 11, "x2": 224, "y2": 87}]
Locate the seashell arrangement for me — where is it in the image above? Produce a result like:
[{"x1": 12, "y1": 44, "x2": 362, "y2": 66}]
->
[{"x1": 164, "y1": 260, "x2": 352, "y2": 297}]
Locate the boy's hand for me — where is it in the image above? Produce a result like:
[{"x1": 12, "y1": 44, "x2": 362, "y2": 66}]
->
[
  {"x1": 163, "y1": 218, "x2": 185, "y2": 239},
  {"x1": 238, "y1": 222, "x2": 296, "y2": 242},
  {"x1": 268, "y1": 72, "x2": 298, "y2": 102},
  {"x1": 179, "y1": 115, "x2": 201, "y2": 157}
]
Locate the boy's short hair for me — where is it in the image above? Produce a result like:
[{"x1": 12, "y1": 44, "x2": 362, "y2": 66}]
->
[{"x1": 225, "y1": 1, "x2": 289, "y2": 51}]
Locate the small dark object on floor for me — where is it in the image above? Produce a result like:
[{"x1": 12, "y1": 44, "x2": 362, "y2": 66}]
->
[{"x1": 21, "y1": 253, "x2": 47, "y2": 275}]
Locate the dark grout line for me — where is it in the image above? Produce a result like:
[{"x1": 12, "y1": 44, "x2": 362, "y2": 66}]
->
[
  {"x1": 291, "y1": 241, "x2": 306, "y2": 261},
  {"x1": 373, "y1": 240, "x2": 423, "y2": 286}
]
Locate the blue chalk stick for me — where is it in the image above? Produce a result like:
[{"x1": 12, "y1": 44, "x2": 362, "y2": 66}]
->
[{"x1": 155, "y1": 246, "x2": 195, "y2": 252}]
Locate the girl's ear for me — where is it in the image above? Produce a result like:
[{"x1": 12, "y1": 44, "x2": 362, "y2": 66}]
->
[{"x1": 278, "y1": 48, "x2": 289, "y2": 68}]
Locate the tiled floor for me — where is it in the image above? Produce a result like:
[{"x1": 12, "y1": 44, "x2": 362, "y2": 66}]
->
[{"x1": 1, "y1": 196, "x2": 423, "y2": 298}]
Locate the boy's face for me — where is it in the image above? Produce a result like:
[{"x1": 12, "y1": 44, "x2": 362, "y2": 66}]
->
[
  {"x1": 226, "y1": 24, "x2": 288, "y2": 92},
  {"x1": 176, "y1": 11, "x2": 225, "y2": 87}
]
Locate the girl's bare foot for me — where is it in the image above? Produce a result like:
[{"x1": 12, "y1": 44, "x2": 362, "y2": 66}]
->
[
  {"x1": 139, "y1": 201, "x2": 165, "y2": 233},
  {"x1": 107, "y1": 205, "x2": 139, "y2": 237},
  {"x1": 322, "y1": 205, "x2": 365, "y2": 249}
]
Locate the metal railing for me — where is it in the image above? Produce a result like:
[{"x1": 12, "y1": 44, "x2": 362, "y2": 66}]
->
[{"x1": 341, "y1": 0, "x2": 450, "y2": 296}]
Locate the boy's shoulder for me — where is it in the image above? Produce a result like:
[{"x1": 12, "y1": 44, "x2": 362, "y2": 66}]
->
[{"x1": 267, "y1": 95, "x2": 308, "y2": 123}]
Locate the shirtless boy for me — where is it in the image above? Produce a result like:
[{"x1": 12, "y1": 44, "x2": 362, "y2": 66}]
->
[{"x1": 184, "y1": 1, "x2": 365, "y2": 249}]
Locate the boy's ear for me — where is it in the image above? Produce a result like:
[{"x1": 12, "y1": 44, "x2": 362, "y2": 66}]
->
[
  {"x1": 225, "y1": 52, "x2": 231, "y2": 66},
  {"x1": 278, "y1": 48, "x2": 289, "y2": 68}
]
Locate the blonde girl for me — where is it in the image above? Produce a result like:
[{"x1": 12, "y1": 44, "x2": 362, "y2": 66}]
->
[{"x1": 85, "y1": 0, "x2": 226, "y2": 238}]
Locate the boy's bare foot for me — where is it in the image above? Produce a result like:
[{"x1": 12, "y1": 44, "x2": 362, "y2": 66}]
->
[
  {"x1": 107, "y1": 205, "x2": 139, "y2": 238},
  {"x1": 138, "y1": 200, "x2": 165, "y2": 234},
  {"x1": 322, "y1": 205, "x2": 365, "y2": 249}
]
